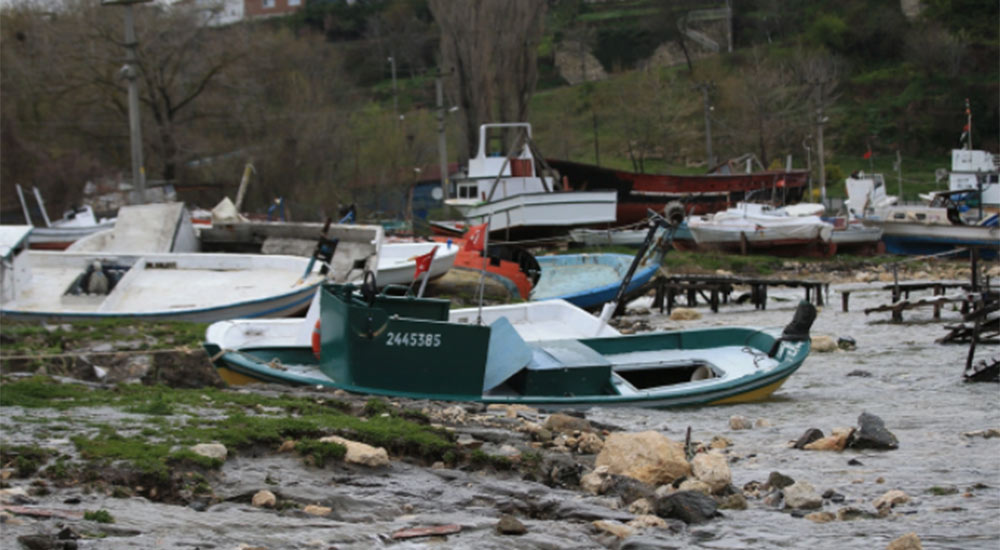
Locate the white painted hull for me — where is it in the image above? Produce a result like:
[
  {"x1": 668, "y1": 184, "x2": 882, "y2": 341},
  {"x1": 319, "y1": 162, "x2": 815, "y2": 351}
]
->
[
  {"x1": 27, "y1": 221, "x2": 117, "y2": 249},
  {"x1": 376, "y1": 242, "x2": 459, "y2": 287},
  {"x1": 1, "y1": 251, "x2": 324, "y2": 322},
  {"x1": 688, "y1": 220, "x2": 832, "y2": 245},
  {"x1": 569, "y1": 228, "x2": 648, "y2": 247},
  {"x1": 206, "y1": 298, "x2": 619, "y2": 350},
  {"x1": 831, "y1": 224, "x2": 882, "y2": 245},
  {"x1": 463, "y1": 191, "x2": 618, "y2": 233}
]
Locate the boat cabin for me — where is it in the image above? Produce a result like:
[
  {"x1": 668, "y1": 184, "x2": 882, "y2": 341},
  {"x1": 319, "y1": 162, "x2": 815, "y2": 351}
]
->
[{"x1": 447, "y1": 123, "x2": 560, "y2": 212}]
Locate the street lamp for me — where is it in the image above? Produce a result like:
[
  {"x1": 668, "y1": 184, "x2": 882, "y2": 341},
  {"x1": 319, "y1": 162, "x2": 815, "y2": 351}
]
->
[{"x1": 102, "y1": 0, "x2": 152, "y2": 203}]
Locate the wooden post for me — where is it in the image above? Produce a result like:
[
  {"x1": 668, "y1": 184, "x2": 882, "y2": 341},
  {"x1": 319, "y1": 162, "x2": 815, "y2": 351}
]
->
[
  {"x1": 710, "y1": 289, "x2": 719, "y2": 312},
  {"x1": 739, "y1": 232, "x2": 748, "y2": 255},
  {"x1": 842, "y1": 291, "x2": 850, "y2": 312},
  {"x1": 687, "y1": 288, "x2": 697, "y2": 307},
  {"x1": 891, "y1": 264, "x2": 902, "y2": 322}
]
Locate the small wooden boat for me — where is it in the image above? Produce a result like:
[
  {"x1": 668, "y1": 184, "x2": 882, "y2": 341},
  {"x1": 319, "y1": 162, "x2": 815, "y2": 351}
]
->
[
  {"x1": 1, "y1": 226, "x2": 326, "y2": 322},
  {"x1": 685, "y1": 202, "x2": 836, "y2": 257},
  {"x1": 205, "y1": 280, "x2": 815, "y2": 408},
  {"x1": 376, "y1": 241, "x2": 458, "y2": 288},
  {"x1": 15, "y1": 185, "x2": 116, "y2": 250}
]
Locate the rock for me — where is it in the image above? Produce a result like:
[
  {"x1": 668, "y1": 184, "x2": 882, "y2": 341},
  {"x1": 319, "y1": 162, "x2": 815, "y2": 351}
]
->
[
  {"x1": 874, "y1": 489, "x2": 910, "y2": 510},
  {"x1": 849, "y1": 412, "x2": 899, "y2": 450},
  {"x1": 277, "y1": 440, "x2": 296, "y2": 453},
  {"x1": 487, "y1": 404, "x2": 538, "y2": 419},
  {"x1": 628, "y1": 498, "x2": 654, "y2": 515},
  {"x1": 654, "y1": 490, "x2": 720, "y2": 524},
  {"x1": 718, "y1": 492, "x2": 747, "y2": 510},
  {"x1": 803, "y1": 429, "x2": 853, "y2": 452},
  {"x1": 592, "y1": 520, "x2": 635, "y2": 538},
  {"x1": 496, "y1": 444, "x2": 521, "y2": 459},
  {"x1": 805, "y1": 511, "x2": 836, "y2": 523},
  {"x1": 691, "y1": 452, "x2": 731, "y2": 494},
  {"x1": 251, "y1": 490, "x2": 276, "y2": 508},
  {"x1": 822, "y1": 489, "x2": 845, "y2": 503},
  {"x1": 440, "y1": 405, "x2": 467, "y2": 423},
  {"x1": 836, "y1": 506, "x2": 875, "y2": 521},
  {"x1": 669, "y1": 308, "x2": 701, "y2": 321},
  {"x1": 848, "y1": 458, "x2": 863, "y2": 466},
  {"x1": 92, "y1": 365, "x2": 108, "y2": 380},
  {"x1": 783, "y1": 481, "x2": 822, "y2": 510},
  {"x1": 580, "y1": 467, "x2": 609, "y2": 495},
  {"x1": 754, "y1": 418, "x2": 772, "y2": 428},
  {"x1": 729, "y1": 415, "x2": 752, "y2": 430},
  {"x1": 847, "y1": 370, "x2": 872, "y2": 377},
  {"x1": 303, "y1": 504, "x2": 331, "y2": 516},
  {"x1": 0, "y1": 486, "x2": 32, "y2": 505},
  {"x1": 576, "y1": 432, "x2": 604, "y2": 454},
  {"x1": 627, "y1": 514, "x2": 667, "y2": 529},
  {"x1": 190, "y1": 443, "x2": 227, "y2": 461},
  {"x1": 595, "y1": 431, "x2": 691, "y2": 486},
  {"x1": 678, "y1": 478, "x2": 713, "y2": 495},
  {"x1": 887, "y1": 533, "x2": 923, "y2": 550},
  {"x1": 544, "y1": 454, "x2": 582, "y2": 488},
  {"x1": 709, "y1": 436, "x2": 732, "y2": 449},
  {"x1": 961, "y1": 428, "x2": 1000, "y2": 439},
  {"x1": 837, "y1": 337, "x2": 857, "y2": 350},
  {"x1": 793, "y1": 428, "x2": 825, "y2": 449},
  {"x1": 544, "y1": 413, "x2": 593, "y2": 434},
  {"x1": 496, "y1": 513, "x2": 526, "y2": 535},
  {"x1": 319, "y1": 435, "x2": 389, "y2": 467},
  {"x1": 811, "y1": 335, "x2": 838, "y2": 352},
  {"x1": 600, "y1": 474, "x2": 655, "y2": 505},
  {"x1": 766, "y1": 471, "x2": 795, "y2": 490}
]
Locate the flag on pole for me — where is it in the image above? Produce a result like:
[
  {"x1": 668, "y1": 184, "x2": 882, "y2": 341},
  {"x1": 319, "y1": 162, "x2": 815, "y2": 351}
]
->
[
  {"x1": 862, "y1": 147, "x2": 872, "y2": 160},
  {"x1": 462, "y1": 223, "x2": 489, "y2": 252},
  {"x1": 412, "y1": 246, "x2": 438, "y2": 281}
]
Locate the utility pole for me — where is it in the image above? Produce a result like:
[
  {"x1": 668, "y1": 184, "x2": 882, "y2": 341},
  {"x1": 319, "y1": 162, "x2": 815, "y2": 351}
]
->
[
  {"x1": 696, "y1": 82, "x2": 715, "y2": 168},
  {"x1": 816, "y1": 108, "x2": 828, "y2": 205},
  {"x1": 803, "y1": 139, "x2": 813, "y2": 201},
  {"x1": 388, "y1": 56, "x2": 399, "y2": 122},
  {"x1": 103, "y1": 0, "x2": 151, "y2": 203},
  {"x1": 435, "y1": 72, "x2": 449, "y2": 195}
]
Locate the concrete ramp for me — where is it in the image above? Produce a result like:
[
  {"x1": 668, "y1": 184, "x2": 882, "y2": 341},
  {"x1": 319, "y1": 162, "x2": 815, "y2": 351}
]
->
[{"x1": 67, "y1": 202, "x2": 199, "y2": 253}]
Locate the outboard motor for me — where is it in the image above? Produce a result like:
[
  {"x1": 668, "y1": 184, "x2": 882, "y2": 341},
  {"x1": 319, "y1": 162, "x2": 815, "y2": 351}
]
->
[{"x1": 769, "y1": 300, "x2": 817, "y2": 357}]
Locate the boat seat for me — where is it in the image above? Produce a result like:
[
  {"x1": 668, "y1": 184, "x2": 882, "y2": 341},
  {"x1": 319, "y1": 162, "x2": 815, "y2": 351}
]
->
[
  {"x1": 482, "y1": 317, "x2": 533, "y2": 392},
  {"x1": 511, "y1": 340, "x2": 613, "y2": 397}
]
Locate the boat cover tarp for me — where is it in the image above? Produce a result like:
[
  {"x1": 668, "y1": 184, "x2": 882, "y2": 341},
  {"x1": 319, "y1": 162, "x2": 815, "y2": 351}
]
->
[{"x1": 482, "y1": 317, "x2": 533, "y2": 391}]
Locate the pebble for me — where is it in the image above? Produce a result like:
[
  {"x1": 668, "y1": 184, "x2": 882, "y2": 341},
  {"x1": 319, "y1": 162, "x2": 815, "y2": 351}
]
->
[
  {"x1": 729, "y1": 415, "x2": 752, "y2": 430},
  {"x1": 811, "y1": 335, "x2": 838, "y2": 352},
  {"x1": 783, "y1": 481, "x2": 822, "y2": 510},
  {"x1": 874, "y1": 489, "x2": 910, "y2": 510},
  {"x1": 496, "y1": 514, "x2": 526, "y2": 535},
  {"x1": 592, "y1": 519, "x2": 634, "y2": 538},
  {"x1": 669, "y1": 308, "x2": 701, "y2": 321},
  {"x1": 627, "y1": 514, "x2": 667, "y2": 529},
  {"x1": 190, "y1": 443, "x2": 228, "y2": 461},
  {"x1": 887, "y1": 532, "x2": 923, "y2": 550},
  {"x1": 303, "y1": 505, "x2": 331, "y2": 516},
  {"x1": 805, "y1": 511, "x2": 836, "y2": 523}
]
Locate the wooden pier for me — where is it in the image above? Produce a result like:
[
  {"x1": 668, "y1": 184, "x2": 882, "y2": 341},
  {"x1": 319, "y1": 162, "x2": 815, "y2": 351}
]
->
[{"x1": 634, "y1": 274, "x2": 828, "y2": 314}]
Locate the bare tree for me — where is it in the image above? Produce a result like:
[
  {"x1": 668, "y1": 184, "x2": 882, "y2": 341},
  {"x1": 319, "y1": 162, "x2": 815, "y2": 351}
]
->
[
  {"x1": 728, "y1": 47, "x2": 800, "y2": 167},
  {"x1": 428, "y1": 0, "x2": 546, "y2": 159},
  {"x1": 612, "y1": 68, "x2": 696, "y2": 173}
]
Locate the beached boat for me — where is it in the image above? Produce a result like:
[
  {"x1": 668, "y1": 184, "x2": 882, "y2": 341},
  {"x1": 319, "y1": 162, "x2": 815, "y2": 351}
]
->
[
  {"x1": 15, "y1": 185, "x2": 116, "y2": 250},
  {"x1": 569, "y1": 226, "x2": 649, "y2": 247},
  {"x1": 1, "y1": 226, "x2": 326, "y2": 322},
  {"x1": 530, "y1": 252, "x2": 662, "y2": 309},
  {"x1": 846, "y1": 172, "x2": 998, "y2": 259},
  {"x1": 205, "y1": 280, "x2": 815, "y2": 408},
  {"x1": 683, "y1": 202, "x2": 836, "y2": 257},
  {"x1": 376, "y1": 241, "x2": 458, "y2": 288},
  {"x1": 443, "y1": 123, "x2": 617, "y2": 239},
  {"x1": 549, "y1": 157, "x2": 809, "y2": 225}
]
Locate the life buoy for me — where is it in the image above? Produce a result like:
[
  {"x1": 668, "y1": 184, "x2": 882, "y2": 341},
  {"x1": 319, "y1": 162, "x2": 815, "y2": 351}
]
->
[{"x1": 311, "y1": 320, "x2": 321, "y2": 360}]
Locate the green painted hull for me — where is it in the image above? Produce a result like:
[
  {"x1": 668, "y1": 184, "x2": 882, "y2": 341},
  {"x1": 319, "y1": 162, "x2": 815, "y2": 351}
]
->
[{"x1": 205, "y1": 284, "x2": 813, "y2": 409}]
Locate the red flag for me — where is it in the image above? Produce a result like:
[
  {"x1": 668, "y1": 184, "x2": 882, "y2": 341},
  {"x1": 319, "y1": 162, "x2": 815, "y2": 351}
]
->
[
  {"x1": 413, "y1": 246, "x2": 438, "y2": 281},
  {"x1": 462, "y1": 223, "x2": 488, "y2": 252},
  {"x1": 862, "y1": 148, "x2": 872, "y2": 160}
]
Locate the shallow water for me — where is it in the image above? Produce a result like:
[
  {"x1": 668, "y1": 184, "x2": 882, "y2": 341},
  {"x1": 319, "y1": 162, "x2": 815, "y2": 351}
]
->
[
  {"x1": 2, "y1": 281, "x2": 997, "y2": 549},
  {"x1": 588, "y1": 282, "x2": 1000, "y2": 549}
]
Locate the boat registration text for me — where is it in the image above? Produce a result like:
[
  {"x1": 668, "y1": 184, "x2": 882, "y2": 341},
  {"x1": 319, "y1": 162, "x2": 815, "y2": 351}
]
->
[{"x1": 385, "y1": 331, "x2": 442, "y2": 348}]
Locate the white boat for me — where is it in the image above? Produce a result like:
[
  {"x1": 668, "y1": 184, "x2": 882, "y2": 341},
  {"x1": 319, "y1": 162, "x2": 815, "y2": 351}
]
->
[
  {"x1": 15, "y1": 185, "x2": 116, "y2": 250},
  {"x1": 376, "y1": 241, "x2": 459, "y2": 288},
  {"x1": 1, "y1": 226, "x2": 327, "y2": 322},
  {"x1": 846, "y1": 172, "x2": 998, "y2": 258},
  {"x1": 445, "y1": 123, "x2": 617, "y2": 238},
  {"x1": 67, "y1": 202, "x2": 200, "y2": 254},
  {"x1": 568, "y1": 226, "x2": 649, "y2": 247},
  {"x1": 945, "y1": 148, "x2": 999, "y2": 209},
  {"x1": 686, "y1": 202, "x2": 835, "y2": 257}
]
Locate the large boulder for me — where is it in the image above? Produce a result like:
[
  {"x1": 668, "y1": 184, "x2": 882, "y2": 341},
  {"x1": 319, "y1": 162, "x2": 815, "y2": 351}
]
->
[
  {"x1": 319, "y1": 435, "x2": 389, "y2": 467},
  {"x1": 595, "y1": 431, "x2": 691, "y2": 485},
  {"x1": 849, "y1": 412, "x2": 899, "y2": 450},
  {"x1": 691, "y1": 451, "x2": 731, "y2": 494},
  {"x1": 654, "y1": 490, "x2": 720, "y2": 524}
]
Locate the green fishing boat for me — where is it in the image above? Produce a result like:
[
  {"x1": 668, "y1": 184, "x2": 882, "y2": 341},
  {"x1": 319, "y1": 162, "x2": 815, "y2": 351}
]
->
[{"x1": 205, "y1": 276, "x2": 815, "y2": 408}]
